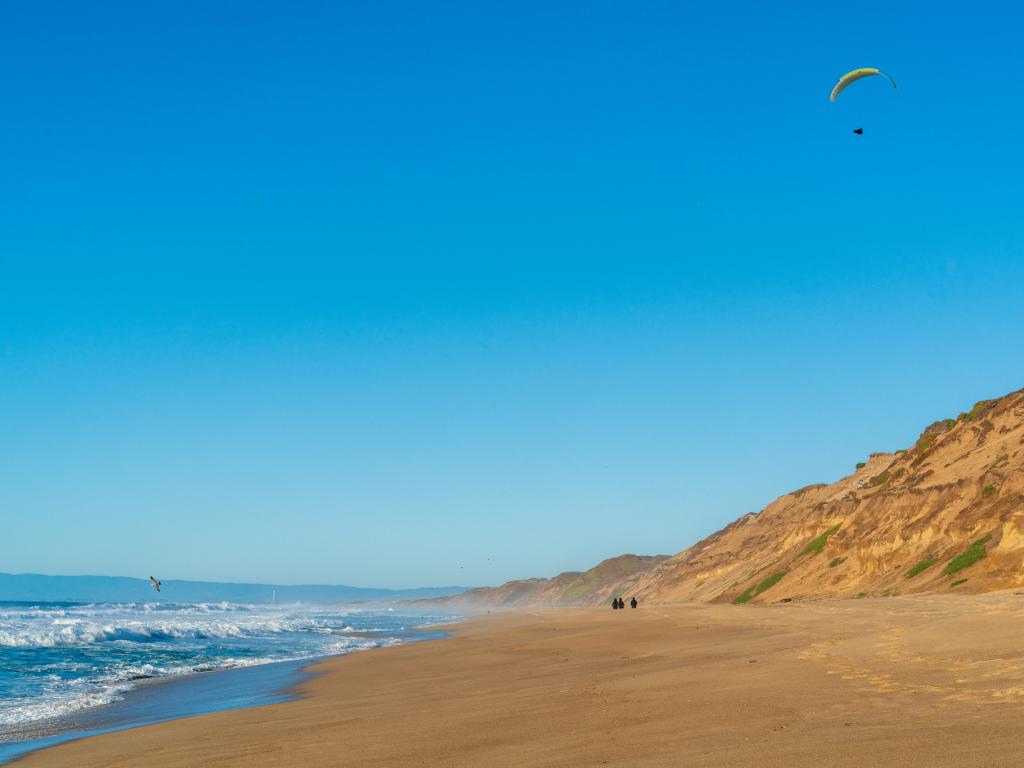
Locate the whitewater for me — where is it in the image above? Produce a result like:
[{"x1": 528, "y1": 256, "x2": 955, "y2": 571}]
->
[{"x1": 0, "y1": 600, "x2": 455, "y2": 732}]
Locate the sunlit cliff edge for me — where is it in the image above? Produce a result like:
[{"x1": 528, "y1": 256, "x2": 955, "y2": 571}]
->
[{"x1": 441, "y1": 387, "x2": 1024, "y2": 608}]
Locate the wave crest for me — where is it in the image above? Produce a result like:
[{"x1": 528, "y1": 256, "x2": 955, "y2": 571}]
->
[{"x1": 0, "y1": 616, "x2": 353, "y2": 648}]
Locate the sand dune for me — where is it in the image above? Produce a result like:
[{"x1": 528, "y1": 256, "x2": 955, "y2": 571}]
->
[{"x1": 21, "y1": 593, "x2": 1024, "y2": 767}]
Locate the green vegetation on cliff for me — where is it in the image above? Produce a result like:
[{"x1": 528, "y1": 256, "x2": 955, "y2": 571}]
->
[
  {"x1": 733, "y1": 570, "x2": 787, "y2": 604},
  {"x1": 944, "y1": 536, "x2": 992, "y2": 576},
  {"x1": 801, "y1": 525, "x2": 841, "y2": 556},
  {"x1": 905, "y1": 558, "x2": 937, "y2": 578}
]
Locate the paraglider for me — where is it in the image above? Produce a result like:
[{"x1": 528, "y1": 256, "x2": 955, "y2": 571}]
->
[
  {"x1": 829, "y1": 68, "x2": 898, "y2": 102},
  {"x1": 830, "y1": 68, "x2": 897, "y2": 135}
]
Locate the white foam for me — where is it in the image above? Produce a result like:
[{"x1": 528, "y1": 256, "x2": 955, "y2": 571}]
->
[
  {"x1": 0, "y1": 683, "x2": 132, "y2": 726},
  {"x1": 0, "y1": 601, "x2": 456, "y2": 728},
  {"x1": 0, "y1": 643, "x2": 384, "y2": 727},
  {"x1": 0, "y1": 615, "x2": 341, "y2": 648}
]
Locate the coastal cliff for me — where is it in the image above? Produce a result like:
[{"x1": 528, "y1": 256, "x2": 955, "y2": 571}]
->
[{"x1": 446, "y1": 387, "x2": 1024, "y2": 607}]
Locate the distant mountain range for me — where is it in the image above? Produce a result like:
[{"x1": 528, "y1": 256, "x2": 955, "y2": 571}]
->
[{"x1": 0, "y1": 572, "x2": 466, "y2": 604}]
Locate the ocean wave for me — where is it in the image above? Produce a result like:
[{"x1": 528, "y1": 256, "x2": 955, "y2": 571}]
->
[
  {"x1": 0, "y1": 641, "x2": 377, "y2": 727},
  {"x1": 0, "y1": 683, "x2": 133, "y2": 726},
  {"x1": 0, "y1": 607, "x2": 245, "y2": 628},
  {"x1": 0, "y1": 616, "x2": 352, "y2": 649},
  {"x1": 0, "y1": 602, "x2": 457, "y2": 730},
  {"x1": 0, "y1": 653, "x2": 305, "y2": 726}
]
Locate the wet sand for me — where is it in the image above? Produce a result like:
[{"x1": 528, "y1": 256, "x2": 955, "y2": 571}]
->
[
  {"x1": 0, "y1": 658, "x2": 315, "y2": 765},
  {"x1": 19, "y1": 593, "x2": 1024, "y2": 767}
]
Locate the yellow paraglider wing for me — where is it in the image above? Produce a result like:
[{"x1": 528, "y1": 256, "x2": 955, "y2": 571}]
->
[{"x1": 829, "y1": 68, "x2": 898, "y2": 102}]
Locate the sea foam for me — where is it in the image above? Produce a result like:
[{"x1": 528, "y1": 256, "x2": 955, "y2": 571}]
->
[{"x1": 0, "y1": 601, "x2": 453, "y2": 730}]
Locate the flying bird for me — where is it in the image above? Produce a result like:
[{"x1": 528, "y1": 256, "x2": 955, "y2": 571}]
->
[
  {"x1": 149, "y1": 576, "x2": 162, "y2": 593},
  {"x1": 853, "y1": 127, "x2": 864, "y2": 135}
]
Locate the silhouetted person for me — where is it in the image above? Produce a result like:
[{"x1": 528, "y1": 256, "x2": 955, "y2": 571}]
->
[
  {"x1": 611, "y1": 597, "x2": 619, "y2": 610},
  {"x1": 617, "y1": 597, "x2": 625, "y2": 609},
  {"x1": 630, "y1": 597, "x2": 637, "y2": 609}
]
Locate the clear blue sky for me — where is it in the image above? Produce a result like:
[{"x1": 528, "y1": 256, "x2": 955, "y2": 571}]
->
[{"x1": 2, "y1": 2, "x2": 1022, "y2": 589}]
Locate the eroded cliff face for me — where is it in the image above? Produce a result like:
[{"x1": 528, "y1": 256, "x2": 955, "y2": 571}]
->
[
  {"x1": 631, "y1": 388, "x2": 1024, "y2": 604},
  {"x1": 443, "y1": 388, "x2": 1024, "y2": 608}
]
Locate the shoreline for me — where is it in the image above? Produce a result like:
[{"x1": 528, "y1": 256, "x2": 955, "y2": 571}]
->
[
  {"x1": 17, "y1": 592, "x2": 1024, "y2": 767},
  {"x1": 0, "y1": 622, "x2": 454, "y2": 766},
  {"x1": 0, "y1": 658, "x2": 316, "y2": 766}
]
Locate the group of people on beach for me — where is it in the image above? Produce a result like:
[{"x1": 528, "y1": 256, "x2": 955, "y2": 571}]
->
[{"x1": 611, "y1": 596, "x2": 638, "y2": 609}]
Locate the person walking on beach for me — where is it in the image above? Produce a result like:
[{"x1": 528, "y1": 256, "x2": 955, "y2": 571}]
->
[
  {"x1": 617, "y1": 597, "x2": 625, "y2": 609},
  {"x1": 630, "y1": 597, "x2": 638, "y2": 609},
  {"x1": 611, "y1": 597, "x2": 619, "y2": 610}
]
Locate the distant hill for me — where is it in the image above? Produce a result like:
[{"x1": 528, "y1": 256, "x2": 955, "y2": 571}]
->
[
  {"x1": 0, "y1": 572, "x2": 466, "y2": 604},
  {"x1": 435, "y1": 386, "x2": 1024, "y2": 608},
  {"x1": 434, "y1": 554, "x2": 670, "y2": 609}
]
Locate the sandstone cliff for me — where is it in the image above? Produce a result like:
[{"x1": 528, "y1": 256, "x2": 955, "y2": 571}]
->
[
  {"x1": 445, "y1": 387, "x2": 1024, "y2": 608},
  {"x1": 632, "y1": 388, "x2": 1024, "y2": 604}
]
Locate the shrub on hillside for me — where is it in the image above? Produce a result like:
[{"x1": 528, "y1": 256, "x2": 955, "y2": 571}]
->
[
  {"x1": 870, "y1": 471, "x2": 892, "y2": 487},
  {"x1": 801, "y1": 525, "x2": 841, "y2": 556},
  {"x1": 943, "y1": 536, "x2": 992, "y2": 576},
  {"x1": 732, "y1": 571, "x2": 787, "y2": 605},
  {"x1": 966, "y1": 399, "x2": 997, "y2": 422},
  {"x1": 905, "y1": 558, "x2": 936, "y2": 578}
]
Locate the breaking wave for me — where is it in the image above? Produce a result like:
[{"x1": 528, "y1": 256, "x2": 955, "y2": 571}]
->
[
  {"x1": 0, "y1": 616, "x2": 351, "y2": 648},
  {"x1": 0, "y1": 601, "x2": 454, "y2": 730}
]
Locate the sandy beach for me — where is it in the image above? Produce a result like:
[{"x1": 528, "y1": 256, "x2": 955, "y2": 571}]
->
[{"x1": 19, "y1": 593, "x2": 1024, "y2": 767}]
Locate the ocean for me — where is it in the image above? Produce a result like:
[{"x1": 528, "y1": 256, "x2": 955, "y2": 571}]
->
[{"x1": 0, "y1": 600, "x2": 457, "y2": 762}]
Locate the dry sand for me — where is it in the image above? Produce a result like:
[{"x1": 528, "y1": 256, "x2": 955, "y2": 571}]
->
[{"x1": 20, "y1": 593, "x2": 1024, "y2": 767}]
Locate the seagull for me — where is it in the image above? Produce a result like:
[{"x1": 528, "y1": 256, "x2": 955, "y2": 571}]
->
[
  {"x1": 853, "y1": 127, "x2": 864, "y2": 135},
  {"x1": 149, "y1": 576, "x2": 162, "y2": 593}
]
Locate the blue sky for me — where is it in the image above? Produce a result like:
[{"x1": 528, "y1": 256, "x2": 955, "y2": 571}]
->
[{"x1": 2, "y1": 2, "x2": 1022, "y2": 588}]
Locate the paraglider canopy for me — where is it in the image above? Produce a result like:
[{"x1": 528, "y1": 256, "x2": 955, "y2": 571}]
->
[{"x1": 829, "y1": 68, "x2": 898, "y2": 102}]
